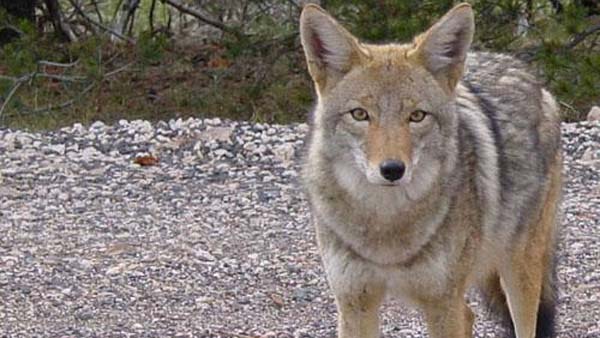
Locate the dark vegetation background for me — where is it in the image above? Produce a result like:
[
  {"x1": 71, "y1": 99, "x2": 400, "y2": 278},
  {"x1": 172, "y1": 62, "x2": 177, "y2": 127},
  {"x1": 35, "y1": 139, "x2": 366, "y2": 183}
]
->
[{"x1": 0, "y1": 0, "x2": 599, "y2": 130}]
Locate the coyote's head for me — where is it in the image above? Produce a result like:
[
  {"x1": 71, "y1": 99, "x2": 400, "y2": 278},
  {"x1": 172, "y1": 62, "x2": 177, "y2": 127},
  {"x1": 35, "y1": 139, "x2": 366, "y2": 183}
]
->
[{"x1": 301, "y1": 3, "x2": 473, "y2": 202}]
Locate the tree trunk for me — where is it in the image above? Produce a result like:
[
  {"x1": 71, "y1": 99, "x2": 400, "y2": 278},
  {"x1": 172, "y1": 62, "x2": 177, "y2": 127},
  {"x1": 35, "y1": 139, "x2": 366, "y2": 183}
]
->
[{"x1": 44, "y1": 0, "x2": 77, "y2": 42}]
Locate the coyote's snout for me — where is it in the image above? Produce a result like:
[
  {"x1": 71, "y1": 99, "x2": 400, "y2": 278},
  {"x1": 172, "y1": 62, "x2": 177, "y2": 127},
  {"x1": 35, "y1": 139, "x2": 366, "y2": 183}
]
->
[{"x1": 301, "y1": 3, "x2": 562, "y2": 338}]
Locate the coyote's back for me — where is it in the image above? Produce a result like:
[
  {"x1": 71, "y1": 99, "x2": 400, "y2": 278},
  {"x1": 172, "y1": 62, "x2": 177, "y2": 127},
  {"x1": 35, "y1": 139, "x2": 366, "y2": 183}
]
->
[{"x1": 300, "y1": 3, "x2": 562, "y2": 338}]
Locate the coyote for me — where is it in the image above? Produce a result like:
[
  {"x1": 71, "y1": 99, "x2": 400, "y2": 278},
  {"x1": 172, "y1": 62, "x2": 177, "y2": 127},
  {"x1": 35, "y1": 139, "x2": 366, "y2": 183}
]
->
[{"x1": 300, "y1": 3, "x2": 562, "y2": 338}]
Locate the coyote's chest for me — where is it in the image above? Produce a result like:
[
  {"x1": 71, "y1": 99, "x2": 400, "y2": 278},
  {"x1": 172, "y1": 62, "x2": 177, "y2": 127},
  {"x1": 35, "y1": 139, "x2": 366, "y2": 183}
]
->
[{"x1": 313, "y1": 188, "x2": 453, "y2": 266}]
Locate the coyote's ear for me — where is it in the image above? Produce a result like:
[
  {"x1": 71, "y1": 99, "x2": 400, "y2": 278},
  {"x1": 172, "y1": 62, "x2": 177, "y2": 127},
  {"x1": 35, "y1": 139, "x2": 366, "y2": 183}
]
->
[
  {"x1": 300, "y1": 4, "x2": 367, "y2": 92},
  {"x1": 411, "y1": 3, "x2": 474, "y2": 93}
]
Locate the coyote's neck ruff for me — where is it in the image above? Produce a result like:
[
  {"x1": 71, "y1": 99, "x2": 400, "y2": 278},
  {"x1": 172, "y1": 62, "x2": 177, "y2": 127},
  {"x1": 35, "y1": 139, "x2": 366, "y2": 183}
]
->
[{"x1": 301, "y1": 3, "x2": 562, "y2": 338}]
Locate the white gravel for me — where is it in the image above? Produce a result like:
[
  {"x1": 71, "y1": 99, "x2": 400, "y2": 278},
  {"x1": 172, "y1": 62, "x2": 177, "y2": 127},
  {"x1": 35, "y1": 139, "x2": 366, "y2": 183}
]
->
[{"x1": 0, "y1": 118, "x2": 598, "y2": 337}]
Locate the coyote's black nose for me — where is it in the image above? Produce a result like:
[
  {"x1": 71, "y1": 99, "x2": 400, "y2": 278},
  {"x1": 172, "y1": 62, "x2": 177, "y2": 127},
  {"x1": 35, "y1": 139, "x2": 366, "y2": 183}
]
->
[{"x1": 380, "y1": 160, "x2": 405, "y2": 182}]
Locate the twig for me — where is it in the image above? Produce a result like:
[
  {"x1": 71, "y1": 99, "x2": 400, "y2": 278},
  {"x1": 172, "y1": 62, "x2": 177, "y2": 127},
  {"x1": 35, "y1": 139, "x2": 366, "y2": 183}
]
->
[
  {"x1": 36, "y1": 73, "x2": 88, "y2": 82},
  {"x1": 0, "y1": 24, "x2": 24, "y2": 36},
  {"x1": 38, "y1": 60, "x2": 80, "y2": 68},
  {"x1": 0, "y1": 76, "x2": 27, "y2": 119},
  {"x1": 1, "y1": 56, "x2": 132, "y2": 119},
  {"x1": 127, "y1": 2, "x2": 138, "y2": 36},
  {"x1": 160, "y1": 0, "x2": 243, "y2": 38},
  {"x1": 0, "y1": 69, "x2": 93, "y2": 119},
  {"x1": 13, "y1": 82, "x2": 96, "y2": 117},
  {"x1": 149, "y1": 0, "x2": 157, "y2": 34},
  {"x1": 110, "y1": 0, "x2": 124, "y2": 24},
  {"x1": 104, "y1": 62, "x2": 133, "y2": 77},
  {"x1": 559, "y1": 100, "x2": 581, "y2": 116},
  {"x1": 90, "y1": 0, "x2": 104, "y2": 23},
  {"x1": 68, "y1": 0, "x2": 136, "y2": 43},
  {"x1": 44, "y1": 0, "x2": 78, "y2": 42},
  {"x1": 563, "y1": 23, "x2": 600, "y2": 50},
  {"x1": 120, "y1": 0, "x2": 141, "y2": 36},
  {"x1": 0, "y1": 75, "x2": 18, "y2": 82}
]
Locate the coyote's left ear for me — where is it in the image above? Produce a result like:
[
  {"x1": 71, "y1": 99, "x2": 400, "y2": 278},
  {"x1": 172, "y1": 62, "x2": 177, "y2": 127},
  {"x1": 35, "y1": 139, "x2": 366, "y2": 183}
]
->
[{"x1": 412, "y1": 3, "x2": 474, "y2": 93}]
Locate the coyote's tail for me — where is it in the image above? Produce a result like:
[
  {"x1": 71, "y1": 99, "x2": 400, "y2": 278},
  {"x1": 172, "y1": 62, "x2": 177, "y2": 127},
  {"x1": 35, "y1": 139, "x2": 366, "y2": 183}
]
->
[
  {"x1": 480, "y1": 269, "x2": 557, "y2": 338},
  {"x1": 536, "y1": 262, "x2": 558, "y2": 338}
]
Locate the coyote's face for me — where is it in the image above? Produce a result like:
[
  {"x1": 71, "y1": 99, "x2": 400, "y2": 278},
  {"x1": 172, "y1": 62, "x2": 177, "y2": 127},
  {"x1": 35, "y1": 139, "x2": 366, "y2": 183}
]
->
[
  {"x1": 318, "y1": 57, "x2": 453, "y2": 189},
  {"x1": 301, "y1": 4, "x2": 473, "y2": 200}
]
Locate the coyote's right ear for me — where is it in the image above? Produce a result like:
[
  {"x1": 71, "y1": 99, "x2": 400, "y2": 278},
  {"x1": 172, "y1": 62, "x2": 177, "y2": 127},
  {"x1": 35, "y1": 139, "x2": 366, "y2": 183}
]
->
[
  {"x1": 411, "y1": 3, "x2": 474, "y2": 93},
  {"x1": 300, "y1": 5, "x2": 367, "y2": 93}
]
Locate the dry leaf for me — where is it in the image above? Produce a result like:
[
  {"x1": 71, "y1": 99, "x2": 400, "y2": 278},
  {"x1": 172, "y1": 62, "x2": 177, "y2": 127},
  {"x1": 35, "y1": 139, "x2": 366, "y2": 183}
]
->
[
  {"x1": 208, "y1": 56, "x2": 230, "y2": 69},
  {"x1": 134, "y1": 155, "x2": 159, "y2": 166},
  {"x1": 270, "y1": 293, "x2": 284, "y2": 307}
]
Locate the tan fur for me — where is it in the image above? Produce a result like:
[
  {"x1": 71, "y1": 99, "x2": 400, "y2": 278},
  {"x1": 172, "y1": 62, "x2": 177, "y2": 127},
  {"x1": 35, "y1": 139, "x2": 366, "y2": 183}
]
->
[{"x1": 366, "y1": 119, "x2": 412, "y2": 169}]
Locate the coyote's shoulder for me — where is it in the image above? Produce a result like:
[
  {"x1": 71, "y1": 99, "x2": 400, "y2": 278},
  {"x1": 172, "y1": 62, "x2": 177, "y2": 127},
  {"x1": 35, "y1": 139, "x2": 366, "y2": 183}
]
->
[{"x1": 300, "y1": 3, "x2": 562, "y2": 338}]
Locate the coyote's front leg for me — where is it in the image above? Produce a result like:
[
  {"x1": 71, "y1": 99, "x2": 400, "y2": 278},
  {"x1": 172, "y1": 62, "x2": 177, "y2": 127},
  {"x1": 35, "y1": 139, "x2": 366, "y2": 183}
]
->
[
  {"x1": 334, "y1": 284, "x2": 386, "y2": 338},
  {"x1": 421, "y1": 293, "x2": 475, "y2": 338},
  {"x1": 318, "y1": 229, "x2": 386, "y2": 338}
]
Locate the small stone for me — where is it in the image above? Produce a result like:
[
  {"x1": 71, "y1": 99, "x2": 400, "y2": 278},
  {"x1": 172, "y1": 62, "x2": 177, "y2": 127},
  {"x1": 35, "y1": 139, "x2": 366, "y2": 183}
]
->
[
  {"x1": 273, "y1": 143, "x2": 295, "y2": 165},
  {"x1": 193, "y1": 248, "x2": 216, "y2": 261},
  {"x1": 292, "y1": 287, "x2": 313, "y2": 302},
  {"x1": 47, "y1": 144, "x2": 66, "y2": 155},
  {"x1": 169, "y1": 118, "x2": 184, "y2": 130},
  {"x1": 72, "y1": 123, "x2": 86, "y2": 133},
  {"x1": 76, "y1": 311, "x2": 94, "y2": 321},
  {"x1": 106, "y1": 262, "x2": 129, "y2": 275},
  {"x1": 581, "y1": 148, "x2": 596, "y2": 162},
  {"x1": 81, "y1": 146, "x2": 101, "y2": 160},
  {"x1": 270, "y1": 293, "x2": 284, "y2": 307},
  {"x1": 200, "y1": 126, "x2": 234, "y2": 143},
  {"x1": 213, "y1": 149, "x2": 232, "y2": 158},
  {"x1": 90, "y1": 120, "x2": 106, "y2": 131},
  {"x1": 77, "y1": 259, "x2": 94, "y2": 271},
  {"x1": 206, "y1": 118, "x2": 222, "y2": 126}
]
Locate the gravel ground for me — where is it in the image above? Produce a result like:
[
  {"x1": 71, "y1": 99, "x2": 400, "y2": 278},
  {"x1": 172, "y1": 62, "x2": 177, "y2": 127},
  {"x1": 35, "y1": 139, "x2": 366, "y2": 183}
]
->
[{"x1": 0, "y1": 118, "x2": 598, "y2": 338}]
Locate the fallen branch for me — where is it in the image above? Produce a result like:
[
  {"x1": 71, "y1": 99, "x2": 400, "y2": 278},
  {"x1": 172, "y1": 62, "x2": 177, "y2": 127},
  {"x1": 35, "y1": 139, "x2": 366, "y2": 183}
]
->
[
  {"x1": 0, "y1": 70, "x2": 87, "y2": 119},
  {"x1": 0, "y1": 75, "x2": 18, "y2": 82},
  {"x1": 0, "y1": 24, "x2": 24, "y2": 37},
  {"x1": 0, "y1": 60, "x2": 134, "y2": 120},
  {"x1": 105, "y1": 62, "x2": 133, "y2": 77},
  {"x1": 28, "y1": 82, "x2": 96, "y2": 115},
  {"x1": 38, "y1": 60, "x2": 80, "y2": 68},
  {"x1": 37, "y1": 73, "x2": 88, "y2": 82},
  {"x1": 559, "y1": 100, "x2": 582, "y2": 117},
  {"x1": 564, "y1": 22, "x2": 600, "y2": 50}
]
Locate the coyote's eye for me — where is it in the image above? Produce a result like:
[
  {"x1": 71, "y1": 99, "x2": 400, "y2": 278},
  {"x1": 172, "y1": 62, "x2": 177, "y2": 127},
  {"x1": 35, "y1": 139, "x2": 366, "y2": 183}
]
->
[
  {"x1": 350, "y1": 108, "x2": 369, "y2": 121},
  {"x1": 409, "y1": 110, "x2": 427, "y2": 123}
]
